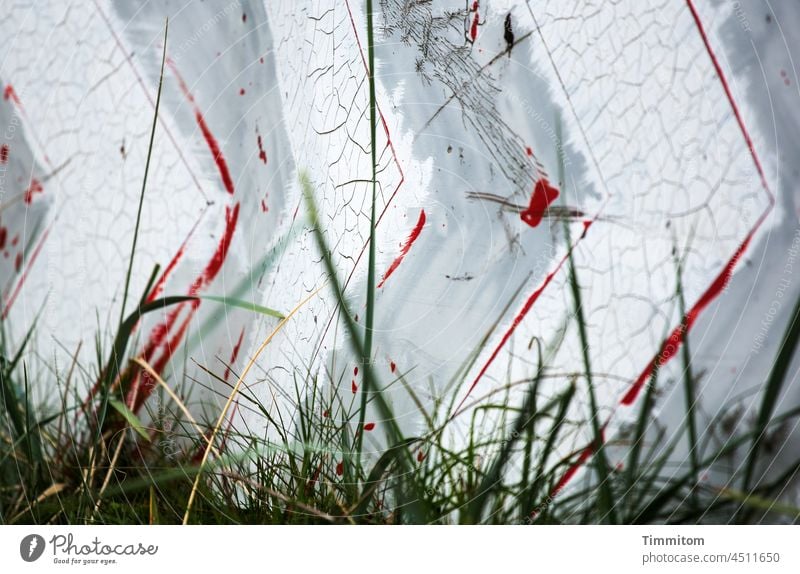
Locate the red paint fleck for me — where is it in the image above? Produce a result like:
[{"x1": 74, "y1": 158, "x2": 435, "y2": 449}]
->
[
  {"x1": 11, "y1": 234, "x2": 18, "y2": 247},
  {"x1": 169, "y1": 60, "x2": 235, "y2": 195},
  {"x1": 223, "y1": 327, "x2": 246, "y2": 381},
  {"x1": 0, "y1": 144, "x2": 8, "y2": 163},
  {"x1": 239, "y1": 88, "x2": 246, "y2": 96},
  {"x1": 390, "y1": 361, "x2": 396, "y2": 373},
  {"x1": 621, "y1": 232, "x2": 752, "y2": 405},
  {"x1": 336, "y1": 461, "x2": 344, "y2": 476},
  {"x1": 14, "y1": 252, "x2": 22, "y2": 272},
  {"x1": 259, "y1": 57, "x2": 264, "y2": 64},
  {"x1": 525, "y1": 146, "x2": 533, "y2": 157},
  {"x1": 354, "y1": 366, "x2": 359, "y2": 376},
  {"x1": 363, "y1": 422, "x2": 375, "y2": 431},
  {"x1": 378, "y1": 209, "x2": 426, "y2": 288},
  {"x1": 417, "y1": 450, "x2": 426, "y2": 463},
  {"x1": 260, "y1": 199, "x2": 269, "y2": 213},
  {"x1": 3, "y1": 84, "x2": 20, "y2": 105},
  {"x1": 257, "y1": 134, "x2": 267, "y2": 164},
  {"x1": 242, "y1": 13, "x2": 247, "y2": 23},
  {"x1": 2, "y1": 224, "x2": 51, "y2": 320},
  {"x1": 351, "y1": 380, "x2": 358, "y2": 393},
  {"x1": 23, "y1": 178, "x2": 43, "y2": 204},
  {"x1": 323, "y1": 409, "x2": 329, "y2": 418},
  {"x1": 520, "y1": 179, "x2": 559, "y2": 228}
]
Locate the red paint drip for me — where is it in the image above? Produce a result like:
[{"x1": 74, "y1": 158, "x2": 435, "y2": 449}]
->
[
  {"x1": 354, "y1": 366, "x2": 359, "y2": 376},
  {"x1": 390, "y1": 361, "x2": 396, "y2": 373},
  {"x1": 351, "y1": 380, "x2": 358, "y2": 394},
  {"x1": 169, "y1": 60, "x2": 235, "y2": 195},
  {"x1": 0, "y1": 228, "x2": 6, "y2": 250},
  {"x1": 0, "y1": 144, "x2": 8, "y2": 163},
  {"x1": 223, "y1": 327, "x2": 246, "y2": 382},
  {"x1": 14, "y1": 252, "x2": 22, "y2": 272},
  {"x1": 260, "y1": 199, "x2": 269, "y2": 213},
  {"x1": 3, "y1": 84, "x2": 20, "y2": 106},
  {"x1": 377, "y1": 209, "x2": 426, "y2": 288},
  {"x1": 23, "y1": 178, "x2": 43, "y2": 204},
  {"x1": 520, "y1": 179, "x2": 559, "y2": 228},
  {"x1": 621, "y1": 233, "x2": 752, "y2": 405},
  {"x1": 257, "y1": 134, "x2": 267, "y2": 165}
]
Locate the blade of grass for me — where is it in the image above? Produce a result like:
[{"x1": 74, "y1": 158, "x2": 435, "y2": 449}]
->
[
  {"x1": 744, "y1": 285, "x2": 800, "y2": 490},
  {"x1": 356, "y1": 0, "x2": 379, "y2": 471}
]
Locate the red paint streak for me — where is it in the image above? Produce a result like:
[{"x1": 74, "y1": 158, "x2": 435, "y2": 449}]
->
[
  {"x1": 621, "y1": 232, "x2": 752, "y2": 405},
  {"x1": 336, "y1": 461, "x2": 344, "y2": 476},
  {"x1": 3, "y1": 84, "x2": 20, "y2": 106},
  {"x1": 351, "y1": 380, "x2": 358, "y2": 394},
  {"x1": 455, "y1": 257, "x2": 570, "y2": 414},
  {"x1": 377, "y1": 209, "x2": 426, "y2": 288},
  {"x1": 128, "y1": 203, "x2": 240, "y2": 411},
  {"x1": 145, "y1": 214, "x2": 202, "y2": 304},
  {"x1": 191, "y1": 204, "x2": 239, "y2": 294},
  {"x1": 260, "y1": 199, "x2": 269, "y2": 213},
  {"x1": 0, "y1": 228, "x2": 5, "y2": 250},
  {"x1": 520, "y1": 179, "x2": 559, "y2": 228},
  {"x1": 257, "y1": 134, "x2": 267, "y2": 164},
  {"x1": 14, "y1": 252, "x2": 22, "y2": 272},
  {"x1": 23, "y1": 178, "x2": 43, "y2": 204},
  {"x1": 223, "y1": 327, "x2": 246, "y2": 382},
  {"x1": 2, "y1": 224, "x2": 51, "y2": 320},
  {"x1": 147, "y1": 247, "x2": 185, "y2": 303},
  {"x1": 551, "y1": 443, "x2": 594, "y2": 496},
  {"x1": 0, "y1": 144, "x2": 8, "y2": 163},
  {"x1": 169, "y1": 60, "x2": 235, "y2": 195},
  {"x1": 363, "y1": 422, "x2": 375, "y2": 431},
  {"x1": 686, "y1": 0, "x2": 772, "y2": 200}
]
